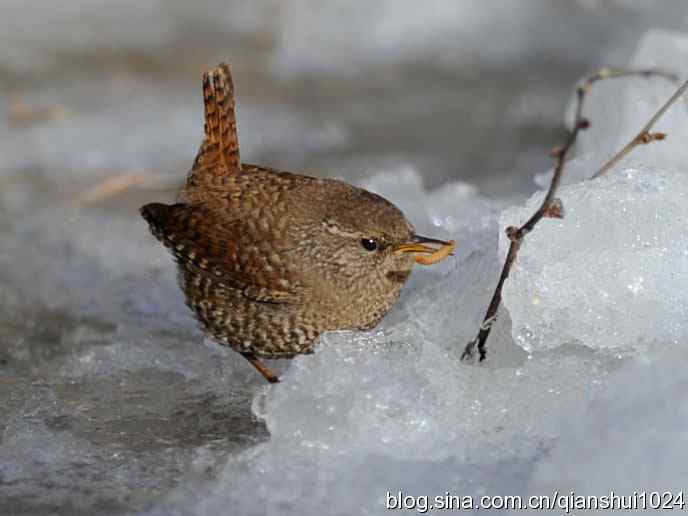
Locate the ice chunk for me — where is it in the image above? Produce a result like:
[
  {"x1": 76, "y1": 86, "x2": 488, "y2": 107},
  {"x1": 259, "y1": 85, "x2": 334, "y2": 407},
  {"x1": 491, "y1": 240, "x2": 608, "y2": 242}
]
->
[
  {"x1": 537, "y1": 29, "x2": 688, "y2": 188},
  {"x1": 576, "y1": 29, "x2": 688, "y2": 176},
  {"x1": 502, "y1": 166, "x2": 688, "y2": 352},
  {"x1": 6, "y1": 16, "x2": 688, "y2": 515},
  {"x1": 136, "y1": 167, "x2": 631, "y2": 516},
  {"x1": 528, "y1": 342, "x2": 688, "y2": 497},
  {"x1": 147, "y1": 333, "x2": 619, "y2": 516}
]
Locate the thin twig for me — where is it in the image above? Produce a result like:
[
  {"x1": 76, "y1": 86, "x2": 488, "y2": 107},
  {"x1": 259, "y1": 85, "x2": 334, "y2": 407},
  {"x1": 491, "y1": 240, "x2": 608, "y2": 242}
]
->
[
  {"x1": 593, "y1": 78, "x2": 688, "y2": 178},
  {"x1": 461, "y1": 68, "x2": 678, "y2": 363},
  {"x1": 72, "y1": 172, "x2": 175, "y2": 206}
]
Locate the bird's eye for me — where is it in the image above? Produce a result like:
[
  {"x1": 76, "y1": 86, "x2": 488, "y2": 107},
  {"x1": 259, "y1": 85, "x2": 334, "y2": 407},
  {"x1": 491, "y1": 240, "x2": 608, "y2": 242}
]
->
[{"x1": 360, "y1": 238, "x2": 378, "y2": 251}]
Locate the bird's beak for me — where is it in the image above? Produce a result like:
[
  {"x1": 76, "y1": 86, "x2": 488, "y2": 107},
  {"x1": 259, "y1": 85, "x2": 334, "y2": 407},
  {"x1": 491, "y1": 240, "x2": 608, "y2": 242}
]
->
[{"x1": 394, "y1": 234, "x2": 456, "y2": 265}]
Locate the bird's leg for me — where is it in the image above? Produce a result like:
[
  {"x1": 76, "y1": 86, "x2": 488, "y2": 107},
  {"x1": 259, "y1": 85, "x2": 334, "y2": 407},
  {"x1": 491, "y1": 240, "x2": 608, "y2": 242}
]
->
[{"x1": 241, "y1": 352, "x2": 280, "y2": 383}]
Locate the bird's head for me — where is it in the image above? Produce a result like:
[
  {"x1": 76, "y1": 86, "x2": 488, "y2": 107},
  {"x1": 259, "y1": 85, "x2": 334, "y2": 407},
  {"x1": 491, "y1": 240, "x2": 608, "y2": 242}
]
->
[{"x1": 290, "y1": 179, "x2": 455, "y2": 328}]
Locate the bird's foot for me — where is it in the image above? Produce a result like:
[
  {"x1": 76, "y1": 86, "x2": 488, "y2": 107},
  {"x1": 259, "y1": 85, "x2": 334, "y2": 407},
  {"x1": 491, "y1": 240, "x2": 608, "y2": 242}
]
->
[{"x1": 241, "y1": 352, "x2": 280, "y2": 383}]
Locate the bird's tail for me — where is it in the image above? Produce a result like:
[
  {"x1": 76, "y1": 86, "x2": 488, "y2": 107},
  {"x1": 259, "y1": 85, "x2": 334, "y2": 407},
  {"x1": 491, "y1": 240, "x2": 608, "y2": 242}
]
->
[{"x1": 185, "y1": 63, "x2": 241, "y2": 197}]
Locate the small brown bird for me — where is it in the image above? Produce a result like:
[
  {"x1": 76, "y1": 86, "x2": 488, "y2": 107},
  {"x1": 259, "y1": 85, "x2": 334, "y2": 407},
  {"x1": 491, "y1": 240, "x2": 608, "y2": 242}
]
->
[{"x1": 141, "y1": 64, "x2": 455, "y2": 383}]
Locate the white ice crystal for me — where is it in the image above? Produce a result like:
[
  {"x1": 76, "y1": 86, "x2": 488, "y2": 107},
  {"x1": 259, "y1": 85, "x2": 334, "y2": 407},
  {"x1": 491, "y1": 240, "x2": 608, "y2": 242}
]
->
[
  {"x1": 149, "y1": 29, "x2": 688, "y2": 516},
  {"x1": 502, "y1": 166, "x2": 688, "y2": 352},
  {"x1": 3, "y1": 10, "x2": 688, "y2": 516},
  {"x1": 503, "y1": 29, "x2": 688, "y2": 353}
]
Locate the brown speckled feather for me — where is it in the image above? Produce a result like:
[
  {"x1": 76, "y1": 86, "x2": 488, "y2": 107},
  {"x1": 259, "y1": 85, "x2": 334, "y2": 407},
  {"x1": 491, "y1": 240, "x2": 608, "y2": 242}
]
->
[
  {"x1": 186, "y1": 63, "x2": 241, "y2": 193},
  {"x1": 141, "y1": 201, "x2": 303, "y2": 305},
  {"x1": 140, "y1": 63, "x2": 451, "y2": 381},
  {"x1": 141, "y1": 201, "x2": 313, "y2": 357}
]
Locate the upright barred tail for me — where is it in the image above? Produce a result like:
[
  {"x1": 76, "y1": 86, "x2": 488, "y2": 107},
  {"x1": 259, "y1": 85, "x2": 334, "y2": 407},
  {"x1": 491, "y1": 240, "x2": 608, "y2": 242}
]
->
[
  {"x1": 202, "y1": 63, "x2": 240, "y2": 170},
  {"x1": 186, "y1": 63, "x2": 241, "y2": 193}
]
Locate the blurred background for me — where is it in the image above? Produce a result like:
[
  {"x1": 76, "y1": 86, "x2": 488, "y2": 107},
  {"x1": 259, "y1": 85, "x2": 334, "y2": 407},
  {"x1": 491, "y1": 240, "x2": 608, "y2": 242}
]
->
[
  {"x1": 2, "y1": 1, "x2": 688, "y2": 515},
  {"x1": 3, "y1": 0, "x2": 688, "y2": 200}
]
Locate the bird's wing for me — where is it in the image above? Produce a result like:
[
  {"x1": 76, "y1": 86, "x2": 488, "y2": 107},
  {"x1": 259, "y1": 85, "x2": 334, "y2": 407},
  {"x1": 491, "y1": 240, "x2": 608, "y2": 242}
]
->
[
  {"x1": 141, "y1": 202, "x2": 302, "y2": 305},
  {"x1": 185, "y1": 64, "x2": 241, "y2": 192}
]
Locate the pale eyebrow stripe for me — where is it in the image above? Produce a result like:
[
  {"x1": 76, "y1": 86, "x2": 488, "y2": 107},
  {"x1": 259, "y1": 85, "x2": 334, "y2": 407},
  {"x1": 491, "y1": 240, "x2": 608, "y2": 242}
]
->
[{"x1": 320, "y1": 220, "x2": 360, "y2": 239}]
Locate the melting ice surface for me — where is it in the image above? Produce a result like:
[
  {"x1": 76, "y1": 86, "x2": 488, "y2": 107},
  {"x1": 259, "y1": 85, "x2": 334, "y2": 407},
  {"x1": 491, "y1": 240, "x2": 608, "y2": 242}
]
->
[
  {"x1": 139, "y1": 31, "x2": 688, "y2": 515},
  {"x1": 2, "y1": 25, "x2": 688, "y2": 516}
]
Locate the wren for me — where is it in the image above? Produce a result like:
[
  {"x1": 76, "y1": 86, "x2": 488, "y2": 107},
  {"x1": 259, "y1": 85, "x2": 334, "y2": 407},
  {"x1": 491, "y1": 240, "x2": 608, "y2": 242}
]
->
[{"x1": 141, "y1": 64, "x2": 455, "y2": 383}]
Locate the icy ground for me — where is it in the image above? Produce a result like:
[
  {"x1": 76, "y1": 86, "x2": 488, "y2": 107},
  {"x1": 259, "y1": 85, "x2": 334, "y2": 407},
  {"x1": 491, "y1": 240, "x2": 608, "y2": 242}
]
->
[
  {"x1": 144, "y1": 30, "x2": 688, "y2": 515},
  {"x1": 2, "y1": 7, "x2": 688, "y2": 516}
]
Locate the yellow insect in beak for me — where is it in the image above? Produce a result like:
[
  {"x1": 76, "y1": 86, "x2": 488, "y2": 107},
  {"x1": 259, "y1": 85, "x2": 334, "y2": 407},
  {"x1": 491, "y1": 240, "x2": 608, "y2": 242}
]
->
[{"x1": 394, "y1": 235, "x2": 456, "y2": 265}]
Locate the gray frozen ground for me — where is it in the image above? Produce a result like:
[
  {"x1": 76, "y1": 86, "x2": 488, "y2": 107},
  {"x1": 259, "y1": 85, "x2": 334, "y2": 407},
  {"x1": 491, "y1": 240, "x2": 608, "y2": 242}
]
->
[{"x1": 2, "y1": 2, "x2": 688, "y2": 515}]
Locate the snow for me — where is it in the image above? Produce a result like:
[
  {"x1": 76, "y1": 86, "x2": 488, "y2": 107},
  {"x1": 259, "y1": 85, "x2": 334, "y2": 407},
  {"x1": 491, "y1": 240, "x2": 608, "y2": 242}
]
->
[
  {"x1": 503, "y1": 166, "x2": 688, "y2": 353},
  {"x1": 2, "y1": 5, "x2": 688, "y2": 515},
  {"x1": 271, "y1": 1, "x2": 688, "y2": 75},
  {"x1": 529, "y1": 342, "x2": 688, "y2": 497},
  {"x1": 141, "y1": 29, "x2": 688, "y2": 515}
]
